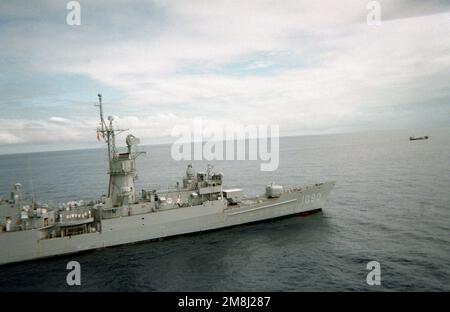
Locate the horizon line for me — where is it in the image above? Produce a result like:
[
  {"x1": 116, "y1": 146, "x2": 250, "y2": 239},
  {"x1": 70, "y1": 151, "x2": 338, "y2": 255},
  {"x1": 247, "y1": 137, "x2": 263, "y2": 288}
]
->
[{"x1": 0, "y1": 125, "x2": 445, "y2": 157}]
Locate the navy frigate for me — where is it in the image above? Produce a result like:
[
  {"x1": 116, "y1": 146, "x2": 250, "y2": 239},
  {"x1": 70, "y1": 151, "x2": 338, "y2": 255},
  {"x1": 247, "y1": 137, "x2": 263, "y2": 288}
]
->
[{"x1": 0, "y1": 94, "x2": 335, "y2": 265}]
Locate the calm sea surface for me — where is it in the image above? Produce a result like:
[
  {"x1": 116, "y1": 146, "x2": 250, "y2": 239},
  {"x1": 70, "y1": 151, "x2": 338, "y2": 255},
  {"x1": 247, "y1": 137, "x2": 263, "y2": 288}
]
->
[{"x1": 0, "y1": 129, "x2": 449, "y2": 291}]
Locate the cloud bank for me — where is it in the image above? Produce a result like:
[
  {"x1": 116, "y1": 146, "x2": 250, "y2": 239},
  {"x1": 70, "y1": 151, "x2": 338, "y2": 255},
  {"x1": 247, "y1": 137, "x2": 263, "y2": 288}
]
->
[{"x1": 0, "y1": 0, "x2": 449, "y2": 152}]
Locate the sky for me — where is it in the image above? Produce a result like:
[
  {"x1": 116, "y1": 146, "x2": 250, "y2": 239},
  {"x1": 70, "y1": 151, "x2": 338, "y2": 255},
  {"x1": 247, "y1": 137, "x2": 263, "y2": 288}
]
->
[{"x1": 0, "y1": 0, "x2": 449, "y2": 154}]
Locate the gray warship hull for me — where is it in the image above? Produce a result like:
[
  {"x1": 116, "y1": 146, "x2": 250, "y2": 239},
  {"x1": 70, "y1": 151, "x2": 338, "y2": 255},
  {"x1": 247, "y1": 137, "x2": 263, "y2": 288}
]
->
[
  {"x1": 0, "y1": 181, "x2": 334, "y2": 266},
  {"x1": 0, "y1": 94, "x2": 336, "y2": 266}
]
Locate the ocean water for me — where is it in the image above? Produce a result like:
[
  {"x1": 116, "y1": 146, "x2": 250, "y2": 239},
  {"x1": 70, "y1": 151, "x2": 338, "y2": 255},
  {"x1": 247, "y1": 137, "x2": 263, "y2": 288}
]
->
[{"x1": 0, "y1": 128, "x2": 449, "y2": 291}]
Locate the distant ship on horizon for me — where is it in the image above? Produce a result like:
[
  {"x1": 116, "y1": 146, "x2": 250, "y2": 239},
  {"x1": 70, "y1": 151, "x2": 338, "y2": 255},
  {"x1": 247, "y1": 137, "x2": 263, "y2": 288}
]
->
[{"x1": 410, "y1": 135, "x2": 429, "y2": 141}]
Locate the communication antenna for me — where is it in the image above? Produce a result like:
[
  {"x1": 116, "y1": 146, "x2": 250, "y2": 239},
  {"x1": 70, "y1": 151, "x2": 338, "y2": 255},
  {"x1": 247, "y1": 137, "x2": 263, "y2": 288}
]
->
[
  {"x1": 97, "y1": 94, "x2": 106, "y2": 133},
  {"x1": 95, "y1": 95, "x2": 127, "y2": 160}
]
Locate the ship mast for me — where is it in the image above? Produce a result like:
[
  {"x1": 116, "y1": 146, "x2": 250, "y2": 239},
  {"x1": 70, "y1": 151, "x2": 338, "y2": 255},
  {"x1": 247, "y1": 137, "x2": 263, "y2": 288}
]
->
[{"x1": 95, "y1": 94, "x2": 127, "y2": 197}]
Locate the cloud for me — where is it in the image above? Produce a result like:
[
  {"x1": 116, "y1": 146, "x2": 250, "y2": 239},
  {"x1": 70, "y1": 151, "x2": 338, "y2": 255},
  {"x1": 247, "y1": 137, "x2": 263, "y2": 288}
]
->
[
  {"x1": 49, "y1": 116, "x2": 72, "y2": 124},
  {"x1": 0, "y1": 118, "x2": 91, "y2": 145},
  {"x1": 0, "y1": 1, "x2": 449, "y2": 150},
  {"x1": 0, "y1": 114, "x2": 193, "y2": 145}
]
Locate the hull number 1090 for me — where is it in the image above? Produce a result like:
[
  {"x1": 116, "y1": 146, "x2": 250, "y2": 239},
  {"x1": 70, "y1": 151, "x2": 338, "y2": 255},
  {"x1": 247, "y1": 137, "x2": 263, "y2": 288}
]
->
[{"x1": 302, "y1": 192, "x2": 322, "y2": 204}]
